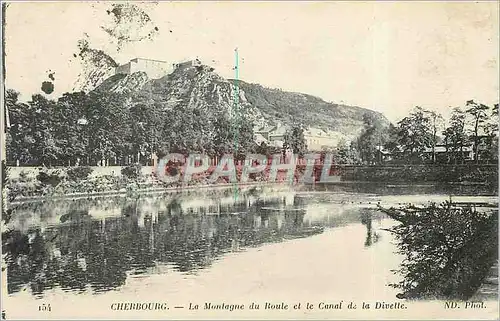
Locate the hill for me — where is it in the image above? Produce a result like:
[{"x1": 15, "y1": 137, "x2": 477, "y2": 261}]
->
[
  {"x1": 233, "y1": 80, "x2": 389, "y2": 137},
  {"x1": 94, "y1": 62, "x2": 390, "y2": 141}
]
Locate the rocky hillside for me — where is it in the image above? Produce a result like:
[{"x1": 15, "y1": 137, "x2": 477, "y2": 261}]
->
[
  {"x1": 94, "y1": 62, "x2": 389, "y2": 140},
  {"x1": 96, "y1": 63, "x2": 262, "y2": 124},
  {"x1": 234, "y1": 80, "x2": 389, "y2": 137}
]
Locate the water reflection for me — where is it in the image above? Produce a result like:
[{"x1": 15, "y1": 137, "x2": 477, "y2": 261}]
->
[
  {"x1": 360, "y1": 210, "x2": 381, "y2": 247},
  {"x1": 3, "y1": 185, "x2": 396, "y2": 298},
  {"x1": 5, "y1": 187, "x2": 376, "y2": 297},
  {"x1": 3, "y1": 183, "x2": 496, "y2": 305},
  {"x1": 309, "y1": 182, "x2": 497, "y2": 196}
]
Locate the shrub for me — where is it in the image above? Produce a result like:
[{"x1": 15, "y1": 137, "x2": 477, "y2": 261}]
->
[
  {"x1": 18, "y1": 170, "x2": 31, "y2": 183},
  {"x1": 121, "y1": 164, "x2": 142, "y2": 180},
  {"x1": 36, "y1": 168, "x2": 63, "y2": 187},
  {"x1": 380, "y1": 202, "x2": 498, "y2": 300},
  {"x1": 67, "y1": 166, "x2": 93, "y2": 182},
  {"x1": 166, "y1": 166, "x2": 179, "y2": 177}
]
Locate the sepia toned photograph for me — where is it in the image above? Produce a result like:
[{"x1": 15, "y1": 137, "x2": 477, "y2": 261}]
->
[{"x1": 0, "y1": 1, "x2": 498, "y2": 320}]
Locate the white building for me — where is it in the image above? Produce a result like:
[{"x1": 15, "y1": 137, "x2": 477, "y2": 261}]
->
[
  {"x1": 115, "y1": 58, "x2": 203, "y2": 79},
  {"x1": 172, "y1": 59, "x2": 202, "y2": 69},
  {"x1": 304, "y1": 128, "x2": 343, "y2": 151},
  {"x1": 115, "y1": 58, "x2": 174, "y2": 79},
  {"x1": 253, "y1": 124, "x2": 344, "y2": 151}
]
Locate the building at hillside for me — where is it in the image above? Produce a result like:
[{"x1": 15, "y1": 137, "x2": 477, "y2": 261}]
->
[
  {"x1": 115, "y1": 58, "x2": 173, "y2": 79},
  {"x1": 115, "y1": 58, "x2": 202, "y2": 79},
  {"x1": 253, "y1": 124, "x2": 343, "y2": 151},
  {"x1": 254, "y1": 125, "x2": 277, "y2": 141},
  {"x1": 172, "y1": 59, "x2": 202, "y2": 69},
  {"x1": 304, "y1": 128, "x2": 343, "y2": 151},
  {"x1": 268, "y1": 124, "x2": 288, "y2": 146},
  {"x1": 423, "y1": 145, "x2": 474, "y2": 162},
  {"x1": 254, "y1": 133, "x2": 269, "y2": 146}
]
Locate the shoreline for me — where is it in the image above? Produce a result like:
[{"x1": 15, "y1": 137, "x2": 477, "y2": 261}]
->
[
  {"x1": 6, "y1": 181, "x2": 291, "y2": 205},
  {"x1": 5, "y1": 179, "x2": 498, "y2": 205}
]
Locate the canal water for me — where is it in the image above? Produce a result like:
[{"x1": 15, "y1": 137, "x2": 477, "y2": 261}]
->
[{"x1": 2, "y1": 184, "x2": 498, "y2": 319}]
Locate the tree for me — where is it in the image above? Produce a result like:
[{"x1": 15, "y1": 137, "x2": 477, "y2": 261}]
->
[
  {"x1": 357, "y1": 113, "x2": 389, "y2": 164},
  {"x1": 465, "y1": 100, "x2": 489, "y2": 163},
  {"x1": 443, "y1": 108, "x2": 468, "y2": 164},
  {"x1": 128, "y1": 101, "x2": 163, "y2": 164},
  {"x1": 335, "y1": 139, "x2": 358, "y2": 164},
  {"x1": 283, "y1": 124, "x2": 307, "y2": 157},
  {"x1": 210, "y1": 108, "x2": 256, "y2": 159},
  {"x1": 381, "y1": 202, "x2": 497, "y2": 300},
  {"x1": 5, "y1": 89, "x2": 33, "y2": 164},
  {"x1": 481, "y1": 103, "x2": 499, "y2": 162},
  {"x1": 425, "y1": 110, "x2": 444, "y2": 163},
  {"x1": 160, "y1": 105, "x2": 211, "y2": 155},
  {"x1": 395, "y1": 107, "x2": 433, "y2": 163},
  {"x1": 382, "y1": 123, "x2": 400, "y2": 162},
  {"x1": 28, "y1": 94, "x2": 62, "y2": 166},
  {"x1": 55, "y1": 92, "x2": 89, "y2": 165},
  {"x1": 85, "y1": 91, "x2": 130, "y2": 165}
]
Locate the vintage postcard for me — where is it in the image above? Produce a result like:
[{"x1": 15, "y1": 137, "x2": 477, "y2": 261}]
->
[{"x1": 0, "y1": 1, "x2": 498, "y2": 320}]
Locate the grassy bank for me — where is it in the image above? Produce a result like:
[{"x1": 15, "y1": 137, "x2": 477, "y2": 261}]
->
[
  {"x1": 335, "y1": 164, "x2": 498, "y2": 185},
  {"x1": 4, "y1": 165, "x2": 275, "y2": 204},
  {"x1": 380, "y1": 202, "x2": 498, "y2": 300}
]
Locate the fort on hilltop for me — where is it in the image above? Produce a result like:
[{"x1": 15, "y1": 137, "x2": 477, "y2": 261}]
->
[{"x1": 115, "y1": 58, "x2": 202, "y2": 79}]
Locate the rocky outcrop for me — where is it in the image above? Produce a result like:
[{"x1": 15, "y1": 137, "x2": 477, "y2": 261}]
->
[{"x1": 93, "y1": 62, "x2": 389, "y2": 139}]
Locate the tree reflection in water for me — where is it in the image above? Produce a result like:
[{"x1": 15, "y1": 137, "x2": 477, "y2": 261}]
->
[
  {"x1": 3, "y1": 190, "x2": 319, "y2": 297},
  {"x1": 360, "y1": 209, "x2": 381, "y2": 247}
]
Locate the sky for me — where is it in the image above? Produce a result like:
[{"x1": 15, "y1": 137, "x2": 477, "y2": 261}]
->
[{"x1": 4, "y1": 1, "x2": 499, "y2": 122}]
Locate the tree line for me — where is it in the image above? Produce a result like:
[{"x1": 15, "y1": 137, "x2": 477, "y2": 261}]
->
[
  {"x1": 275, "y1": 100, "x2": 498, "y2": 166},
  {"x1": 4, "y1": 87, "x2": 498, "y2": 167},
  {"x1": 354, "y1": 101, "x2": 499, "y2": 165},
  {"x1": 5, "y1": 89, "x2": 256, "y2": 167}
]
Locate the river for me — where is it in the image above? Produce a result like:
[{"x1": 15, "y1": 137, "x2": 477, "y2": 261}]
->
[{"x1": 2, "y1": 183, "x2": 498, "y2": 319}]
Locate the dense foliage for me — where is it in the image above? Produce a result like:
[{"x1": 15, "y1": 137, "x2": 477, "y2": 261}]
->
[
  {"x1": 356, "y1": 113, "x2": 390, "y2": 164},
  {"x1": 66, "y1": 166, "x2": 94, "y2": 182},
  {"x1": 1, "y1": 160, "x2": 7, "y2": 190},
  {"x1": 36, "y1": 168, "x2": 64, "y2": 188},
  {"x1": 339, "y1": 164, "x2": 498, "y2": 185},
  {"x1": 380, "y1": 202, "x2": 498, "y2": 300},
  {"x1": 355, "y1": 103, "x2": 499, "y2": 165},
  {"x1": 5, "y1": 87, "x2": 258, "y2": 167},
  {"x1": 283, "y1": 124, "x2": 308, "y2": 157},
  {"x1": 121, "y1": 164, "x2": 142, "y2": 180}
]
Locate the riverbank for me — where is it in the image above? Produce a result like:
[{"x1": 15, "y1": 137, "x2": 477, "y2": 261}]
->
[
  {"x1": 336, "y1": 164, "x2": 498, "y2": 185},
  {"x1": 8, "y1": 180, "x2": 498, "y2": 207},
  {"x1": 471, "y1": 261, "x2": 498, "y2": 300},
  {"x1": 7, "y1": 181, "x2": 284, "y2": 205},
  {"x1": 6, "y1": 163, "x2": 498, "y2": 183},
  {"x1": 5, "y1": 164, "x2": 302, "y2": 205},
  {"x1": 4, "y1": 164, "x2": 498, "y2": 204}
]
